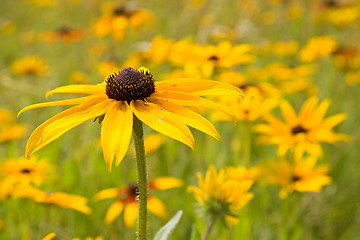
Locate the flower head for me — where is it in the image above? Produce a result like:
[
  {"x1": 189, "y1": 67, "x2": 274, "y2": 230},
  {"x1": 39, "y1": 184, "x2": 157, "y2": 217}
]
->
[
  {"x1": 11, "y1": 56, "x2": 48, "y2": 76},
  {"x1": 188, "y1": 166, "x2": 253, "y2": 225},
  {"x1": 18, "y1": 67, "x2": 242, "y2": 172},
  {"x1": 41, "y1": 26, "x2": 86, "y2": 43},
  {"x1": 255, "y1": 96, "x2": 349, "y2": 158},
  {"x1": 266, "y1": 157, "x2": 331, "y2": 198},
  {"x1": 94, "y1": 177, "x2": 182, "y2": 227},
  {"x1": 0, "y1": 109, "x2": 25, "y2": 143},
  {"x1": 299, "y1": 36, "x2": 338, "y2": 62}
]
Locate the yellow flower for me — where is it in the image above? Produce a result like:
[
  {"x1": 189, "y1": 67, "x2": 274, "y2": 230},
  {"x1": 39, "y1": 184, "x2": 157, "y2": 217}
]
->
[
  {"x1": 212, "y1": 88, "x2": 278, "y2": 122},
  {"x1": 332, "y1": 46, "x2": 360, "y2": 71},
  {"x1": 266, "y1": 157, "x2": 331, "y2": 198},
  {"x1": 97, "y1": 61, "x2": 119, "y2": 78},
  {"x1": 255, "y1": 97, "x2": 349, "y2": 158},
  {"x1": 320, "y1": 3, "x2": 360, "y2": 27},
  {"x1": 299, "y1": 36, "x2": 338, "y2": 62},
  {"x1": 188, "y1": 166, "x2": 253, "y2": 225},
  {"x1": 41, "y1": 26, "x2": 86, "y2": 43},
  {"x1": 15, "y1": 185, "x2": 91, "y2": 214},
  {"x1": 346, "y1": 70, "x2": 360, "y2": 86},
  {"x1": 184, "y1": 41, "x2": 255, "y2": 78},
  {"x1": 94, "y1": 177, "x2": 182, "y2": 227},
  {"x1": 93, "y1": 4, "x2": 153, "y2": 41},
  {"x1": 11, "y1": 56, "x2": 48, "y2": 76},
  {"x1": 18, "y1": 67, "x2": 241, "y2": 172},
  {"x1": 0, "y1": 109, "x2": 25, "y2": 143},
  {"x1": 226, "y1": 166, "x2": 262, "y2": 182},
  {"x1": 0, "y1": 156, "x2": 54, "y2": 187},
  {"x1": 143, "y1": 133, "x2": 166, "y2": 155}
]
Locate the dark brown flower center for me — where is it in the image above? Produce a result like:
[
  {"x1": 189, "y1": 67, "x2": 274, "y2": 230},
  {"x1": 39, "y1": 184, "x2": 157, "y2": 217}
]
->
[
  {"x1": 128, "y1": 183, "x2": 139, "y2": 196},
  {"x1": 208, "y1": 55, "x2": 219, "y2": 61},
  {"x1": 21, "y1": 168, "x2": 31, "y2": 174},
  {"x1": 105, "y1": 67, "x2": 155, "y2": 102},
  {"x1": 291, "y1": 125, "x2": 307, "y2": 135},
  {"x1": 292, "y1": 175, "x2": 301, "y2": 182}
]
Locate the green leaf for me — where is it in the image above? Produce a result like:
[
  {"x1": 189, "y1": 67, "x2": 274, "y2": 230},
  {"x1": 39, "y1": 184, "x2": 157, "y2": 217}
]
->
[
  {"x1": 190, "y1": 224, "x2": 201, "y2": 240},
  {"x1": 154, "y1": 210, "x2": 183, "y2": 240}
]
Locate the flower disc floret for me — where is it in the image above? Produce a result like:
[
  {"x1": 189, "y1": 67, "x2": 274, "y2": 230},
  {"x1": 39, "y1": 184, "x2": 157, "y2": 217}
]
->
[{"x1": 106, "y1": 67, "x2": 155, "y2": 102}]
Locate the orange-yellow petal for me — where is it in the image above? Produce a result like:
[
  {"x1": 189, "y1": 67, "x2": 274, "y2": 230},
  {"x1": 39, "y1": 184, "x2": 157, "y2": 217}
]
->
[
  {"x1": 105, "y1": 201, "x2": 124, "y2": 224},
  {"x1": 93, "y1": 188, "x2": 119, "y2": 201},
  {"x1": 147, "y1": 97, "x2": 220, "y2": 140},
  {"x1": 150, "y1": 177, "x2": 183, "y2": 190},
  {"x1": 46, "y1": 83, "x2": 105, "y2": 97},
  {"x1": 130, "y1": 100, "x2": 195, "y2": 149},
  {"x1": 123, "y1": 202, "x2": 138, "y2": 228},
  {"x1": 101, "y1": 101, "x2": 133, "y2": 172},
  {"x1": 147, "y1": 196, "x2": 167, "y2": 219},
  {"x1": 25, "y1": 98, "x2": 111, "y2": 158}
]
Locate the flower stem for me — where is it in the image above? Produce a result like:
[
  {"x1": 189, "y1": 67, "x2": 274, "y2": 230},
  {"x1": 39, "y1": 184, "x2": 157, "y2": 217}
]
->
[
  {"x1": 241, "y1": 121, "x2": 252, "y2": 167},
  {"x1": 202, "y1": 216, "x2": 217, "y2": 240},
  {"x1": 133, "y1": 115, "x2": 147, "y2": 240}
]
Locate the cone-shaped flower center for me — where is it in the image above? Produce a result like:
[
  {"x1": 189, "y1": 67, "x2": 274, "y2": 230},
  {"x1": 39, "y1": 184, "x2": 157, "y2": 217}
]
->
[
  {"x1": 128, "y1": 183, "x2": 139, "y2": 196},
  {"x1": 21, "y1": 168, "x2": 31, "y2": 174},
  {"x1": 106, "y1": 67, "x2": 155, "y2": 102},
  {"x1": 208, "y1": 55, "x2": 219, "y2": 61},
  {"x1": 291, "y1": 125, "x2": 307, "y2": 135}
]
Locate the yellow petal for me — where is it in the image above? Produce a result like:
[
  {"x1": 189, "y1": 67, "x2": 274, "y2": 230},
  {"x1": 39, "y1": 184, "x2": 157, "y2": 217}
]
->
[
  {"x1": 147, "y1": 97, "x2": 220, "y2": 140},
  {"x1": 46, "y1": 83, "x2": 105, "y2": 97},
  {"x1": 150, "y1": 177, "x2": 183, "y2": 190},
  {"x1": 152, "y1": 91, "x2": 235, "y2": 118},
  {"x1": 25, "y1": 99, "x2": 111, "y2": 158},
  {"x1": 123, "y1": 202, "x2": 138, "y2": 228},
  {"x1": 130, "y1": 100, "x2": 195, "y2": 149},
  {"x1": 105, "y1": 201, "x2": 124, "y2": 224},
  {"x1": 101, "y1": 101, "x2": 133, "y2": 172},
  {"x1": 147, "y1": 196, "x2": 167, "y2": 219},
  {"x1": 42, "y1": 232, "x2": 56, "y2": 240},
  {"x1": 93, "y1": 188, "x2": 119, "y2": 201},
  {"x1": 155, "y1": 79, "x2": 243, "y2": 96},
  {"x1": 18, "y1": 95, "x2": 104, "y2": 117},
  {"x1": 280, "y1": 100, "x2": 298, "y2": 126}
]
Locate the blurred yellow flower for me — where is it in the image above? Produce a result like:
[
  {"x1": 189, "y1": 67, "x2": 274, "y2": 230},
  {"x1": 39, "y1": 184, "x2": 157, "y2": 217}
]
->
[
  {"x1": 16, "y1": 185, "x2": 91, "y2": 214},
  {"x1": 41, "y1": 26, "x2": 86, "y2": 43},
  {"x1": 188, "y1": 166, "x2": 253, "y2": 225},
  {"x1": 97, "y1": 61, "x2": 119, "y2": 78},
  {"x1": 299, "y1": 36, "x2": 338, "y2": 62},
  {"x1": 94, "y1": 177, "x2": 182, "y2": 227},
  {"x1": 11, "y1": 56, "x2": 48, "y2": 76},
  {"x1": 18, "y1": 67, "x2": 241, "y2": 172},
  {"x1": 266, "y1": 157, "x2": 331, "y2": 198},
  {"x1": 70, "y1": 71, "x2": 87, "y2": 84},
  {"x1": 346, "y1": 70, "x2": 360, "y2": 86},
  {"x1": 93, "y1": 4, "x2": 153, "y2": 41},
  {"x1": 212, "y1": 88, "x2": 278, "y2": 122},
  {"x1": 143, "y1": 133, "x2": 166, "y2": 155},
  {"x1": 0, "y1": 109, "x2": 25, "y2": 143},
  {"x1": 0, "y1": 156, "x2": 54, "y2": 188},
  {"x1": 226, "y1": 166, "x2": 262, "y2": 182},
  {"x1": 320, "y1": 3, "x2": 359, "y2": 27},
  {"x1": 332, "y1": 46, "x2": 360, "y2": 71},
  {"x1": 255, "y1": 97, "x2": 349, "y2": 159}
]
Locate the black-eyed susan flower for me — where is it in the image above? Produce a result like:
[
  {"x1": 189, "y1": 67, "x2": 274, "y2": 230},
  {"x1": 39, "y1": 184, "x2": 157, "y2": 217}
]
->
[
  {"x1": 332, "y1": 46, "x2": 360, "y2": 71},
  {"x1": 0, "y1": 109, "x2": 25, "y2": 143},
  {"x1": 11, "y1": 56, "x2": 48, "y2": 76},
  {"x1": 319, "y1": 1, "x2": 359, "y2": 27},
  {"x1": 266, "y1": 157, "x2": 331, "y2": 198},
  {"x1": 15, "y1": 185, "x2": 91, "y2": 214},
  {"x1": 18, "y1": 66, "x2": 241, "y2": 172},
  {"x1": 93, "y1": 3, "x2": 153, "y2": 41},
  {"x1": 299, "y1": 36, "x2": 338, "y2": 62},
  {"x1": 188, "y1": 166, "x2": 253, "y2": 229},
  {"x1": 0, "y1": 156, "x2": 54, "y2": 187},
  {"x1": 41, "y1": 26, "x2": 86, "y2": 43},
  {"x1": 212, "y1": 88, "x2": 278, "y2": 122},
  {"x1": 255, "y1": 96, "x2": 349, "y2": 159},
  {"x1": 94, "y1": 177, "x2": 183, "y2": 227}
]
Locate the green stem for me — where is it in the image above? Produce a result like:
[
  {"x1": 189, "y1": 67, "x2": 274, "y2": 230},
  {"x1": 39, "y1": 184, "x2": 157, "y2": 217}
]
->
[
  {"x1": 241, "y1": 121, "x2": 252, "y2": 167},
  {"x1": 133, "y1": 115, "x2": 148, "y2": 240},
  {"x1": 202, "y1": 216, "x2": 217, "y2": 240}
]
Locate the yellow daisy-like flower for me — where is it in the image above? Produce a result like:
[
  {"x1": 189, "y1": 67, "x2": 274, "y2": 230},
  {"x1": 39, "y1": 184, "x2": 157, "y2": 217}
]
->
[
  {"x1": 93, "y1": 4, "x2": 153, "y2": 41},
  {"x1": 0, "y1": 156, "x2": 54, "y2": 187},
  {"x1": 188, "y1": 166, "x2": 253, "y2": 225},
  {"x1": 332, "y1": 46, "x2": 360, "y2": 71},
  {"x1": 255, "y1": 96, "x2": 349, "y2": 158},
  {"x1": 41, "y1": 26, "x2": 86, "y2": 43},
  {"x1": 299, "y1": 36, "x2": 338, "y2": 62},
  {"x1": 18, "y1": 67, "x2": 241, "y2": 172},
  {"x1": 266, "y1": 157, "x2": 331, "y2": 198},
  {"x1": 0, "y1": 109, "x2": 25, "y2": 143},
  {"x1": 94, "y1": 177, "x2": 182, "y2": 227},
  {"x1": 15, "y1": 185, "x2": 91, "y2": 214},
  {"x1": 320, "y1": 2, "x2": 360, "y2": 27},
  {"x1": 212, "y1": 88, "x2": 278, "y2": 122},
  {"x1": 11, "y1": 56, "x2": 48, "y2": 76}
]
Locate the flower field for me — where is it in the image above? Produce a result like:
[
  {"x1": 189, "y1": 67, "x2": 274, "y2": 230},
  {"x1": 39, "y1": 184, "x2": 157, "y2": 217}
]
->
[{"x1": 1, "y1": 0, "x2": 360, "y2": 239}]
